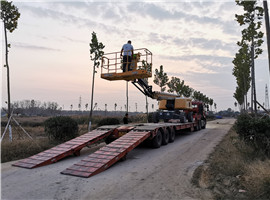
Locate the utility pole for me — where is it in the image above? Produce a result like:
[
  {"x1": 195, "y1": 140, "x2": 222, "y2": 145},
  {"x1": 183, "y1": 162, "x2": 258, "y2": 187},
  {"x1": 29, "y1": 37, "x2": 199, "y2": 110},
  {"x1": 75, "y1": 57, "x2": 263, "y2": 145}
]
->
[
  {"x1": 266, "y1": 84, "x2": 269, "y2": 109},
  {"x1": 126, "y1": 81, "x2": 129, "y2": 114},
  {"x1": 145, "y1": 96, "x2": 149, "y2": 122},
  {"x1": 263, "y1": 0, "x2": 270, "y2": 75},
  {"x1": 79, "y1": 96, "x2": 82, "y2": 111},
  {"x1": 251, "y1": 39, "x2": 257, "y2": 114}
]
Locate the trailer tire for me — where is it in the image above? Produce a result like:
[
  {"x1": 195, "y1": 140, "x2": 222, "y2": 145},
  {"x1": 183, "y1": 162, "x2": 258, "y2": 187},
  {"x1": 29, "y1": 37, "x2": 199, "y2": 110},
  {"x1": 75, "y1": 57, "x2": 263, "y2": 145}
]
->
[
  {"x1": 162, "y1": 129, "x2": 169, "y2": 145},
  {"x1": 194, "y1": 120, "x2": 201, "y2": 131},
  {"x1": 152, "y1": 130, "x2": 162, "y2": 148},
  {"x1": 168, "y1": 127, "x2": 175, "y2": 143},
  {"x1": 201, "y1": 119, "x2": 206, "y2": 129},
  {"x1": 198, "y1": 120, "x2": 202, "y2": 130}
]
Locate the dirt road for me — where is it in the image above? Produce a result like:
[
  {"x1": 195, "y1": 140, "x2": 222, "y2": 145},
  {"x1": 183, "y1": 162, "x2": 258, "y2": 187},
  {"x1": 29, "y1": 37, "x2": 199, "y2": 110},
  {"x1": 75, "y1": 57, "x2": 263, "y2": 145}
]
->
[{"x1": 1, "y1": 118, "x2": 235, "y2": 200}]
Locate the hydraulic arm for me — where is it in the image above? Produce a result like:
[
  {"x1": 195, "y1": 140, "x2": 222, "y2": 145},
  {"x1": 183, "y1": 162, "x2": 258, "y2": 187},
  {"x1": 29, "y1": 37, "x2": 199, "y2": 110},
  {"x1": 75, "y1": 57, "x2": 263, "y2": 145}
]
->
[{"x1": 132, "y1": 78, "x2": 180, "y2": 100}]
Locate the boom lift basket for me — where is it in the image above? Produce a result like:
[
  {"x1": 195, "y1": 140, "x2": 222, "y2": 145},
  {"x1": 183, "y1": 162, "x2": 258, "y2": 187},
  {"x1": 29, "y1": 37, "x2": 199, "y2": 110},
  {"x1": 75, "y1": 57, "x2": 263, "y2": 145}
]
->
[{"x1": 101, "y1": 48, "x2": 152, "y2": 81}]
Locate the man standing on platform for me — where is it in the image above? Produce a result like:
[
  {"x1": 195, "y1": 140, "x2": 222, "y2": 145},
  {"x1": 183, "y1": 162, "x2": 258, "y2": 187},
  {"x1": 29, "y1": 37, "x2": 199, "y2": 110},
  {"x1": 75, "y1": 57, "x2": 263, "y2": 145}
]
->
[{"x1": 121, "y1": 40, "x2": 134, "y2": 72}]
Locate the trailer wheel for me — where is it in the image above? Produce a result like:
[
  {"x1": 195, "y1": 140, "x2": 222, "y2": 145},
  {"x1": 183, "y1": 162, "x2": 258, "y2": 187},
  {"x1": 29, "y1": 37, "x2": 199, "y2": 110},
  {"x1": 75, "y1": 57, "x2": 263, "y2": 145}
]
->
[
  {"x1": 194, "y1": 120, "x2": 201, "y2": 131},
  {"x1": 198, "y1": 120, "x2": 202, "y2": 130},
  {"x1": 201, "y1": 119, "x2": 206, "y2": 129},
  {"x1": 168, "y1": 127, "x2": 175, "y2": 143},
  {"x1": 162, "y1": 129, "x2": 169, "y2": 145},
  {"x1": 152, "y1": 130, "x2": 162, "y2": 148}
]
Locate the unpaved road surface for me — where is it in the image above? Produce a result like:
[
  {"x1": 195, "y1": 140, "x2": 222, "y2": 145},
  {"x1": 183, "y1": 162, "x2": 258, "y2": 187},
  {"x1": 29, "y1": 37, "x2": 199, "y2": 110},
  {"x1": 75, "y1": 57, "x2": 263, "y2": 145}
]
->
[{"x1": 1, "y1": 118, "x2": 235, "y2": 200}]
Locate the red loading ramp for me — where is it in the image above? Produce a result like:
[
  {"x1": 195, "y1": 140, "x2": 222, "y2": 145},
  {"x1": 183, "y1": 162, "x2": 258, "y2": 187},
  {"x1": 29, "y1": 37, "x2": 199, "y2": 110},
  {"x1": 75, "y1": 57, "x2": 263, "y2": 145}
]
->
[
  {"x1": 61, "y1": 131, "x2": 151, "y2": 178},
  {"x1": 12, "y1": 129, "x2": 113, "y2": 169}
]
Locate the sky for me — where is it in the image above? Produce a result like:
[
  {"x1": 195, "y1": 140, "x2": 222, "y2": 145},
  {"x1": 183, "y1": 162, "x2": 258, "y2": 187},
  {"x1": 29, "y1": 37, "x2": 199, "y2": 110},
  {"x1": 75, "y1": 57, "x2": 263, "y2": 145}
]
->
[{"x1": 1, "y1": 0, "x2": 270, "y2": 112}]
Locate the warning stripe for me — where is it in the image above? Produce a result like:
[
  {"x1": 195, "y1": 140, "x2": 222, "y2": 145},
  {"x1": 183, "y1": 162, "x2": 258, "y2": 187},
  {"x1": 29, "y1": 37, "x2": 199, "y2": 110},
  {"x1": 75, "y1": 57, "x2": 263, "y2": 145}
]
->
[
  {"x1": 61, "y1": 131, "x2": 151, "y2": 178},
  {"x1": 12, "y1": 130, "x2": 112, "y2": 169}
]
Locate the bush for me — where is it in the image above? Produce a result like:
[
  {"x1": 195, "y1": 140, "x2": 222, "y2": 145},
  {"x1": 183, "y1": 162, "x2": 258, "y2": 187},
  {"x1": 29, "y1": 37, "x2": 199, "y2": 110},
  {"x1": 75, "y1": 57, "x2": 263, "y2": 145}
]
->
[
  {"x1": 235, "y1": 113, "x2": 270, "y2": 157},
  {"x1": 44, "y1": 116, "x2": 78, "y2": 141},
  {"x1": 97, "y1": 117, "x2": 120, "y2": 126}
]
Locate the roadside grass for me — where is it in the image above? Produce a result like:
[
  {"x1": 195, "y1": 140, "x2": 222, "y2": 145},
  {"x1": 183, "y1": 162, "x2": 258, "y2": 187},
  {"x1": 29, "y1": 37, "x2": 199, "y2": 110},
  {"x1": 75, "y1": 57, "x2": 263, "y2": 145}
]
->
[
  {"x1": 1, "y1": 138, "x2": 61, "y2": 163},
  {"x1": 1, "y1": 115, "x2": 92, "y2": 163},
  {"x1": 192, "y1": 127, "x2": 270, "y2": 200},
  {"x1": 1, "y1": 114, "x2": 147, "y2": 163}
]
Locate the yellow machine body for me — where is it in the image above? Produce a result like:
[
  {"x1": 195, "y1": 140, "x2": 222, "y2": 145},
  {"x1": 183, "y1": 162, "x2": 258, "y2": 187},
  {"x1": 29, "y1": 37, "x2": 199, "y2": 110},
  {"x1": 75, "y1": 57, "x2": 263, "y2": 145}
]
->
[{"x1": 159, "y1": 98, "x2": 193, "y2": 110}]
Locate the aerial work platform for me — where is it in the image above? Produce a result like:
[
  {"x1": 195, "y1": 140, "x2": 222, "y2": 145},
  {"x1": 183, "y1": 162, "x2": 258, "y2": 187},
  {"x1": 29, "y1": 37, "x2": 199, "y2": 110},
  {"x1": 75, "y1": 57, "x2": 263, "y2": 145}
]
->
[
  {"x1": 61, "y1": 130, "x2": 151, "y2": 178},
  {"x1": 12, "y1": 129, "x2": 114, "y2": 169},
  {"x1": 101, "y1": 48, "x2": 152, "y2": 81}
]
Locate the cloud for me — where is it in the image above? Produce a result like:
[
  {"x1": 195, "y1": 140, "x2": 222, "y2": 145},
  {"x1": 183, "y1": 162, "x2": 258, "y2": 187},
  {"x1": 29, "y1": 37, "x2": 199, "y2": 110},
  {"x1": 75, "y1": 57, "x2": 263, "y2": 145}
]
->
[
  {"x1": 160, "y1": 54, "x2": 233, "y2": 74},
  {"x1": 61, "y1": 36, "x2": 86, "y2": 44},
  {"x1": 127, "y1": 2, "x2": 222, "y2": 24},
  {"x1": 13, "y1": 42, "x2": 61, "y2": 51},
  {"x1": 18, "y1": 2, "x2": 125, "y2": 39}
]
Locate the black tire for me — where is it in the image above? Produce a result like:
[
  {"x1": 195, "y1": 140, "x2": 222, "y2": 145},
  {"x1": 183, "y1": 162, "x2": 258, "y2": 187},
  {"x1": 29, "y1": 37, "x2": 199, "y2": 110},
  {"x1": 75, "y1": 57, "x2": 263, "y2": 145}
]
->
[
  {"x1": 168, "y1": 127, "x2": 175, "y2": 143},
  {"x1": 194, "y1": 120, "x2": 201, "y2": 131},
  {"x1": 162, "y1": 129, "x2": 169, "y2": 145},
  {"x1": 201, "y1": 119, "x2": 206, "y2": 129},
  {"x1": 152, "y1": 130, "x2": 162, "y2": 148},
  {"x1": 198, "y1": 120, "x2": 202, "y2": 130}
]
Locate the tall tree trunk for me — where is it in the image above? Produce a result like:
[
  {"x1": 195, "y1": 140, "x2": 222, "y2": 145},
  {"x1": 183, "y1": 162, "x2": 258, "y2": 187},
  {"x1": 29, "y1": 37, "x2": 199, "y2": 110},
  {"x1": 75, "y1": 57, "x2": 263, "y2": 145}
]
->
[
  {"x1": 4, "y1": 23, "x2": 11, "y2": 119},
  {"x1": 88, "y1": 64, "x2": 96, "y2": 131},
  {"x1": 264, "y1": 0, "x2": 270, "y2": 75}
]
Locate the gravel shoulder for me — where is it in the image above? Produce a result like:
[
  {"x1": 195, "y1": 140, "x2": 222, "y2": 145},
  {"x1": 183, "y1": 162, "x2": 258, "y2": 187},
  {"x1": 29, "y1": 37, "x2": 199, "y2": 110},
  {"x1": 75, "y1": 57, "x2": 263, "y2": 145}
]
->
[{"x1": 1, "y1": 118, "x2": 235, "y2": 200}]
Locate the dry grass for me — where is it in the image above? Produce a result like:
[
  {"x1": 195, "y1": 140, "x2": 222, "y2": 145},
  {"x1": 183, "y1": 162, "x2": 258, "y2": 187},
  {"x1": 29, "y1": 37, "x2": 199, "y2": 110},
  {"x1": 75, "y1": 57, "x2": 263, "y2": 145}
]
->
[
  {"x1": 193, "y1": 127, "x2": 270, "y2": 200},
  {"x1": 1, "y1": 115, "x2": 90, "y2": 163},
  {"x1": 1, "y1": 138, "x2": 60, "y2": 163},
  {"x1": 242, "y1": 160, "x2": 270, "y2": 199}
]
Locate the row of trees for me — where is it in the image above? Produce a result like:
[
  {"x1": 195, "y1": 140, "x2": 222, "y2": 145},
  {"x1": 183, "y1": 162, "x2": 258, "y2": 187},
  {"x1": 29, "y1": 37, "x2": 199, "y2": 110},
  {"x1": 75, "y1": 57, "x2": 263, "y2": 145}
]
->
[
  {"x1": 153, "y1": 65, "x2": 215, "y2": 110},
  {"x1": 3, "y1": 99, "x2": 158, "y2": 117},
  {"x1": 72, "y1": 102, "x2": 154, "y2": 112},
  {"x1": 233, "y1": 1, "x2": 269, "y2": 112},
  {"x1": 4, "y1": 100, "x2": 61, "y2": 116}
]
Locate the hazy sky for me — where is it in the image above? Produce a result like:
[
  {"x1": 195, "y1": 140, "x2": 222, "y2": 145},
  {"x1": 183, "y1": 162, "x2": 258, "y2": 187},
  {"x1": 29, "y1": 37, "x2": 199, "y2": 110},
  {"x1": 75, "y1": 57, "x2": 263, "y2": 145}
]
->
[{"x1": 1, "y1": 0, "x2": 270, "y2": 112}]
